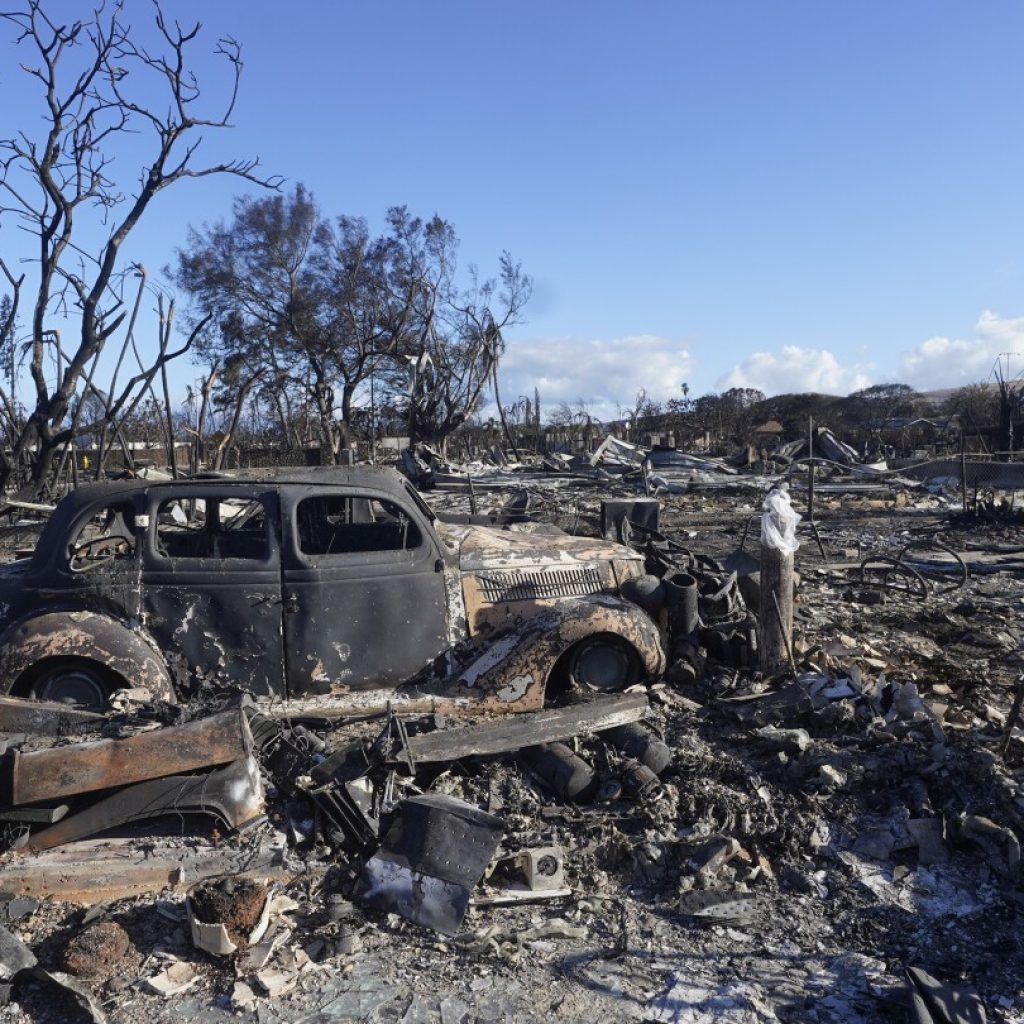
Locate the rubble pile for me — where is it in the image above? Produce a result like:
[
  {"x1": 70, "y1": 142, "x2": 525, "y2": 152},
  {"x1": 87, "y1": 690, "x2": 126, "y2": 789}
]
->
[{"x1": 0, "y1": 469, "x2": 1019, "y2": 1023}]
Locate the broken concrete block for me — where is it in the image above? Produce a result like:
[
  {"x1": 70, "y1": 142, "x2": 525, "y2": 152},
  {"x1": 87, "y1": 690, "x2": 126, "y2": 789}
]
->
[
  {"x1": 232, "y1": 980, "x2": 259, "y2": 1011},
  {"x1": 144, "y1": 961, "x2": 200, "y2": 997},
  {"x1": 755, "y1": 725, "x2": 812, "y2": 753},
  {"x1": 688, "y1": 837, "x2": 744, "y2": 881},
  {"x1": 241, "y1": 924, "x2": 290, "y2": 973},
  {"x1": 960, "y1": 815, "x2": 1022, "y2": 875},
  {"x1": 852, "y1": 830, "x2": 895, "y2": 861},
  {"x1": 0, "y1": 923, "x2": 36, "y2": 981},
  {"x1": 907, "y1": 818, "x2": 950, "y2": 866},
  {"x1": 818, "y1": 765, "x2": 848, "y2": 789},
  {"x1": 255, "y1": 967, "x2": 298, "y2": 999}
]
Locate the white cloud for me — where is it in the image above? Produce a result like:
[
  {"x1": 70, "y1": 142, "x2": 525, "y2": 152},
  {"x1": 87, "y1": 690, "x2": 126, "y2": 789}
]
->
[
  {"x1": 898, "y1": 311, "x2": 1024, "y2": 388},
  {"x1": 496, "y1": 334, "x2": 693, "y2": 421},
  {"x1": 717, "y1": 346, "x2": 872, "y2": 396}
]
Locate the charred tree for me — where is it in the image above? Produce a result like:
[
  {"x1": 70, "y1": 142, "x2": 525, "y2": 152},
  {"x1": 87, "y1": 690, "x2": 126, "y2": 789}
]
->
[{"x1": 0, "y1": 1, "x2": 277, "y2": 494}]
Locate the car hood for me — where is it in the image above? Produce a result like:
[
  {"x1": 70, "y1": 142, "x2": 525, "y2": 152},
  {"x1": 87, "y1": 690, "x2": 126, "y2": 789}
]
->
[{"x1": 435, "y1": 521, "x2": 638, "y2": 574}]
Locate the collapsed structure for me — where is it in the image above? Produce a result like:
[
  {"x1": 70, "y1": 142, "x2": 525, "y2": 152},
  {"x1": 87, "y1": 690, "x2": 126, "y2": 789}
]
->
[{"x1": 0, "y1": 435, "x2": 1018, "y2": 1023}]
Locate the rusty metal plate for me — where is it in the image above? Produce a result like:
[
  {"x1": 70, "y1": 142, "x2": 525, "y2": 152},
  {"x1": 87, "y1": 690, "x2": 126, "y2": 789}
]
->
[{"x1": 8, "y1": 709, "x2": 252, "y2": 805}]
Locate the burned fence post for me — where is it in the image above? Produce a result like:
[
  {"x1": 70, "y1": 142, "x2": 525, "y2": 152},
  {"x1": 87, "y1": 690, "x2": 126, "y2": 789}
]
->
[
  {"x1": 759, "y1": 485, "x2": 800, "y2": 676},
  {"x1": 807, "y1": 415, "x2": 814, "y2": 522},
  {"x1": 960, "y1": 429, "x2": 968, "y2": 514}
]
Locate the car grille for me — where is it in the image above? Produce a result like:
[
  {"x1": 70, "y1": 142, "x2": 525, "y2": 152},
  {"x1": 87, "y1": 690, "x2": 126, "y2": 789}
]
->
[{"x1": 476, "y1": 566, "x2": 604, "y2": 603}]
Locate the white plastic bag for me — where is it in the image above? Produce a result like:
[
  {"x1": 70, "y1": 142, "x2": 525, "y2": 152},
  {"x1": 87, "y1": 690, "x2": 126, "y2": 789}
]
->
[{"x1": 761, "y1": 485, "x2": 801, "y2": 554}]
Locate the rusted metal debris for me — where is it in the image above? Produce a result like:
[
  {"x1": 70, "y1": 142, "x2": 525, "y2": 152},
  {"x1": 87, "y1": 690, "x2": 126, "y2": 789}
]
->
[
  {"x1": 3, "y1": 708, "x2": 253, "y2": 805},
  {"x1": 357, "y1": 794, "x2": 505, "y2": 935},
  {"x1": 0, "y1": 685, "x2": 672, "y2": 914},
  {"x1": 14, "y1": 756, "x2": 264, "y2": 854}
]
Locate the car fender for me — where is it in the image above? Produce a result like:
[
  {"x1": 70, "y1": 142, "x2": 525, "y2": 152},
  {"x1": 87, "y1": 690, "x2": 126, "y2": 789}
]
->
[
  {"x1": 450, "y1": 594, "x2": 665, "y2": 713},
  {"x1": 0, "y1": 610, "x2": 176, "y2": 702}
]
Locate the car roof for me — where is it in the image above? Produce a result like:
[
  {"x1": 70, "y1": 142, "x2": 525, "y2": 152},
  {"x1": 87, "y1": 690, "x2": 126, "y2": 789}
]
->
[
  {"x1": 32, "y1": 466, "x2": 415, "y2": 572},
  {"x1": 59, "y1": 466, "x2": 410, "y2": 508}
]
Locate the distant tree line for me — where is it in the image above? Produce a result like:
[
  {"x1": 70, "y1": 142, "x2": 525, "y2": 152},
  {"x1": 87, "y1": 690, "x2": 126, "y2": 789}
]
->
[{"x1": 478, "y1": 379, "x2": 1017, "y2": 459}]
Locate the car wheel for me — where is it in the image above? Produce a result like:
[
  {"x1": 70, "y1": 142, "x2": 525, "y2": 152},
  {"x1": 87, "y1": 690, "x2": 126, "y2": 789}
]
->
[
  {"x1": 27, "y1": 659, "x2": 116, "y2": 710},
  {"x1": 567, "y1": 636, "x2": 640, "y2": 693}
]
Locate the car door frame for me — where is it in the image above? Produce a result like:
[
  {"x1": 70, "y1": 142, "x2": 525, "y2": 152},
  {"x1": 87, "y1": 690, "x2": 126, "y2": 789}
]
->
[
  {"x1": 279, "y1": 482, "x2": 450, "y2": 696},
  {"x1": 139, "y1": 483, "x2": 286, "y2": 696},
  {"x1": 45, "y1": 491, "x2": 147, "y2": 620}
]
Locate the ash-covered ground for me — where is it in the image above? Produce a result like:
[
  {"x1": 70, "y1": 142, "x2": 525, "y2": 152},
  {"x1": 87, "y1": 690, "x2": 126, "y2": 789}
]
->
[{"x1": 2, "y1": 480, "x2": 1023, "y2": 1024}]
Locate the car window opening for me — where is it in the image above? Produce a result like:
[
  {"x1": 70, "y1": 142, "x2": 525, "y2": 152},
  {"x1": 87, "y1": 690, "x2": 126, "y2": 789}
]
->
[
  {"x1": 297, "y1": 495, "x2": 420, "y2": 555},
  {"x1": 156, "y1": 497, "x2": 269, "y2": 560},
  {"x1": 68, "y1": 501, "x2": 137, "y2": 570}
]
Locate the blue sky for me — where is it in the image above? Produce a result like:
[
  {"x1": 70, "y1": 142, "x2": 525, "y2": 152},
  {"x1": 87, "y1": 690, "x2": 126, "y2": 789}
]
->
[{"x1": 2, "y1": 1, "x2": 1024, "y2": 419}]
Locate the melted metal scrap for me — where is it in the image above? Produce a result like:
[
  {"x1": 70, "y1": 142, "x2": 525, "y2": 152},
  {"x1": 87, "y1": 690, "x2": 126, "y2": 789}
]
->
[
  {"x1": 14, "y1": 756, "x2": 265, "y2": 854},
  {"x1": 358, "y1": 794, "x2": 504, "y2": 935}
]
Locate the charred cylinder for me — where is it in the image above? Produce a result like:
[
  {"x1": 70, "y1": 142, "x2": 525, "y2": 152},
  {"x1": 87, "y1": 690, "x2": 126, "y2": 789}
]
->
[
  {"x1": 663, "y1": 570, "x2": 699, "y2": 641},
  {"x1": 517, "y1": 742, "x2": 597, "y2": 803},
  {"x1": 620, "y1": 574, "x2": 665, "y2": 614},
  {"x1": 620, "y1": 759, "x2": 661, "y2": 799},
  {"x1": 601, "y1": 723, "x2": 672, "y2": 775}
]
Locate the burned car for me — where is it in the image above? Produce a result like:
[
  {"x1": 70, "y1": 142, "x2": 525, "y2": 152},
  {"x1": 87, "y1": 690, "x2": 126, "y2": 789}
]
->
[{"x1": 0, "y1": 467, "x2": 664, "y2": 712}]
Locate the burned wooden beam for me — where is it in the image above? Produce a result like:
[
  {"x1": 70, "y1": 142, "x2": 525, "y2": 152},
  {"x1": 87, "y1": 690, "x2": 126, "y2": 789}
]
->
[
  {"x1": 396, "y1": 691, "x2": 649, "y2": 765},
  {"x1": 0, "y1": 836, "x2": 302, "y2": 905},
  {"x1": 3, "y1": 709, "x2": 252, "y2": 805}
]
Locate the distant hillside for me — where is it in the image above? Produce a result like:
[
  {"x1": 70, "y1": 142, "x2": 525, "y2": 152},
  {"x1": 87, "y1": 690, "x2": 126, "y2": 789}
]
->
[{"x1": 917, "y1": 383, "x2": 997, "y2": 404}]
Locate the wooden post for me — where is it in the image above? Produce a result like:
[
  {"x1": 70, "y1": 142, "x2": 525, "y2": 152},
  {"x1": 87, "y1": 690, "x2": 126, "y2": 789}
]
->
[
  {"x1": 960, "y1": 430, "x2": 968, "y2": 513},
  {"x1": 807, "y1": 416, "x2": 815, "y2": 520},
  {"x1": 759, "y1": 542, "x2": 794, "y2": 676}
]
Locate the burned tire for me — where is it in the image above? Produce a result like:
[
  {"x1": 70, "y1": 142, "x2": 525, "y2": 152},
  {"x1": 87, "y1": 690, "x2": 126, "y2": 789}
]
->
[
  {"x1": 567, "y1": 635, "x2": 640, "y2": 693},
  {"x1": 22, "y1": 658, "x2": 119, "y2": 711}
]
